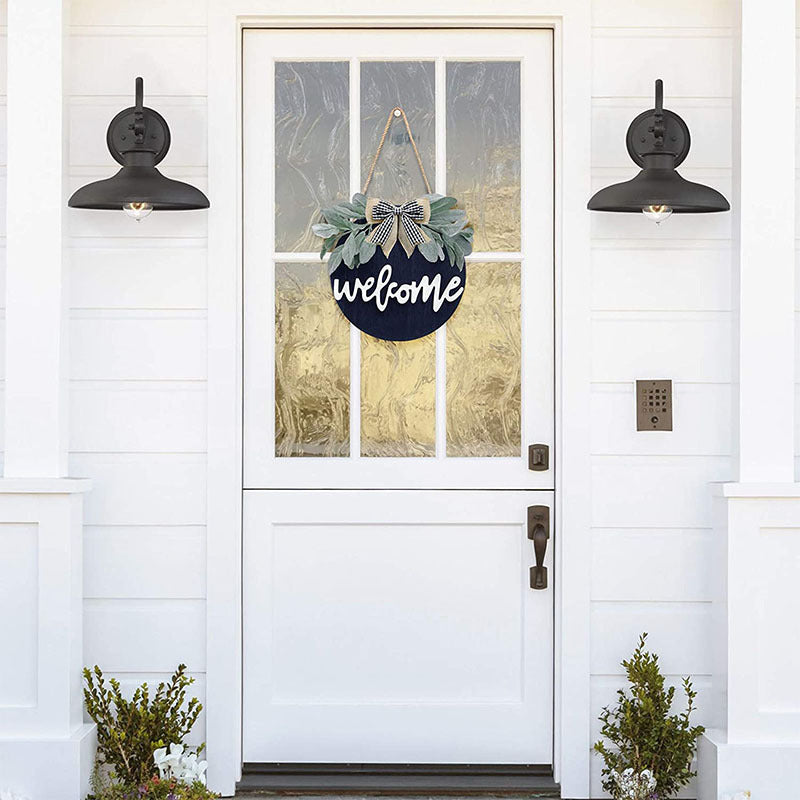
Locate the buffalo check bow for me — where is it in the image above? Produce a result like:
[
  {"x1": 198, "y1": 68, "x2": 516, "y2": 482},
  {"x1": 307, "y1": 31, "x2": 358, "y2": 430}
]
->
[{"x1": 366, "y1": 197, "x2": 431, "y2": 257}]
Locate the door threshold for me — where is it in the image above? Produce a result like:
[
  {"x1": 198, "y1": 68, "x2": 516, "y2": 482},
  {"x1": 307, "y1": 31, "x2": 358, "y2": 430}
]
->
[{"x1": 238, "y1": 764, "x2": 560, "y2": 795}]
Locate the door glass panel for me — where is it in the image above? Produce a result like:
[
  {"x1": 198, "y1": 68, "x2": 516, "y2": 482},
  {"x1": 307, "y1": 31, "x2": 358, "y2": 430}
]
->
[
  {"x1": 360, "y1": 61, "x2": 435, "y2": 199},
  {"x1": 275, "y1": 262, "x2": 350, "y2": 457},
  {"x1": 446, "y1": 262, "x2": 521, "y2": 457},
  {"x1": 446, "y1": 62, "x2": 521, "y2": 252},
  {"x1": 271, "y1": 58, "x2": 526, "y2": 463},
  {"x1": 275, "y1": 62, "x2": 350, "y2": 252},
  {"x1": 359, "y1": 61, "x2": 436, "y2": 457},
  {"x1": 360, "y1": 334, "x2": 436, "y2": 457}
]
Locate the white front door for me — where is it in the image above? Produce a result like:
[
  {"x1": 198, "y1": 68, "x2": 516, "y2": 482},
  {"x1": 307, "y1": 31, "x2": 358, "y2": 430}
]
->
[{"x1": 242, "y1": 28, "x2": 554, "y2": 766}]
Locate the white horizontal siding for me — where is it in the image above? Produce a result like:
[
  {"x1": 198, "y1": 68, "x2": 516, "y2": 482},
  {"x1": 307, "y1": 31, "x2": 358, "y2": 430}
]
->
[
  {"x1": 73, "y1": 453, "x2": 207, "y2": 526},
  {"x1": 592, "y1": 0, "x2": 731, "y2": 28},
  {"x1": 70, "y1": 245, "x2": 207, "y2": 310},
  {"x1": 592, "y1": 529, "x2": 713, "y2": 602},
  {"x1": 85, "y1": 526, "x2": 206, "y2": 599},
  {"x1": 591, "y1": 602, "x2": 713, "y2": 676},
  {"x1": 592, "y1": 313, "x2": 732, "y2": 383},
  {"x1": 66, "y1": 6, "x2": 210, "y2": 721},
  {"x1": 590, "y1": 10, "x2": 733, "y2": 796},
  {"x1": 592, "y1": 34, "x2": 732, "y2": 98},
  {"x1": 592, "y1": 456, "x2": 731, "y2": 529},
  {"x1": 84, "y1": 598, "x2": 206, "y2": 672},
  {"x1": 70, "y1": 1, "x2": 206, "y2": 27},
  {"x1": 71, "y1": 383, "x2": 206, "y2": 453},
  {"x1": 71, "y1": 313, "x2": 207, "y2": 380},
  {"x1": 70, "y1": 34, "x2": 207, "y2": 97},
  {"x1": 593, "y1": 246, "x2": 732, "y2": 312}
]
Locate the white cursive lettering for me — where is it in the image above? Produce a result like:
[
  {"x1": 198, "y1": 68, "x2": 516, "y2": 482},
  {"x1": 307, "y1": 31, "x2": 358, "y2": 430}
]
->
[{"x1": 333, "y1": 263, "x2": 464, "y2": 314}]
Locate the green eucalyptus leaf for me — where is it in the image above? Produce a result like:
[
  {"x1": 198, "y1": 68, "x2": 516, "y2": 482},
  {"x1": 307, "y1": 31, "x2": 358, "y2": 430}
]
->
[
  {"x1": 321, "y1": 207, "x2": 353, "y2": 229},
  {"x1": 418, "y1": 239, "x2": 440, "y2": 263},
  {"x1": 429, "y1": 195, "x2": 457, "y2": 213},
  {"x1": 327, "y1": 246, "x2": 344, "y2": 274},
  {"x1": 342, "y1": 232, "x2": 360, "y2": 267},
  {"x1": 333, "y1": 203, "x2": 360, "y2": 220},
  {"x1": 451, "y1": 234, "x2": 473, "y2": 259},
  {"x1": 319, "y1": 234, "x2": 338, "y2": 260},
  {"x1": 438, "y1": 220, "x2": 469, "y2": 238},
  {"x1": 312, "y1": 222, "x2": 339, "y2": 238},
  {"x1": 359, "y1": 237, "x2": 377, "y2": 263},
  {"x1": 336, "y1": 201, "x2": 363, "y2": 215},
  {"x1": 430, "y1": 212, "x2": 467, "y2": 230},
  {"x1": 420, "y1": 225, "x2": 443, "y2": 245},
  {"x1": 442, "y1": 239, "x2": 457, "y2": 268}
]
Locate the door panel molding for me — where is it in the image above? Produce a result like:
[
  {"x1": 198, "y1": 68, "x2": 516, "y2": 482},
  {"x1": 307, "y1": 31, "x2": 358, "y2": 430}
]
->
[{"x1": 243, "y1": 490, "x2": 554, "y2": 764}]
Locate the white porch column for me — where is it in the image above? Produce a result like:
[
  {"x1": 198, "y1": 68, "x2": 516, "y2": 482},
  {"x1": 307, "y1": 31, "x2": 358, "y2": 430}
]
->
[
  {"x1": 733, "y1": 0, "x2": 795, "y2": 483},
  {"x1": 0, "y1": 2, "x2": 95, "y2": 799},
  {"x1": 698, "y1": 1, "x2": 800, "y2": 798},
  {"x1": 4, "y1": 0, "x2": 69, "y2": 477}
]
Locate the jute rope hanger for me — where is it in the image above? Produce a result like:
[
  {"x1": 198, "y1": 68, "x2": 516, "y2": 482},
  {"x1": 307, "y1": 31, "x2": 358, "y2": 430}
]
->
[{"x1": 362, "y1": 106, "x2": 433, "y2": 195}]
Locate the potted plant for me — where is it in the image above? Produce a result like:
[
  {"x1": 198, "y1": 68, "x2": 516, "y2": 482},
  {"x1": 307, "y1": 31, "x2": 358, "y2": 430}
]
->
[
  {"x1": 594, "y1": 633, "x2": 705, "y2": 800},
  {"x1": 83, "y1": 664, "x2": 218, "y2": 800}
]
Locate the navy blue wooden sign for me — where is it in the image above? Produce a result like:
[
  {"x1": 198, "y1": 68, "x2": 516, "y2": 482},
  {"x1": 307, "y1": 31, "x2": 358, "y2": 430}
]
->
[{"x1": 329, "y1": 247, "x2": 466, "y2": 342}]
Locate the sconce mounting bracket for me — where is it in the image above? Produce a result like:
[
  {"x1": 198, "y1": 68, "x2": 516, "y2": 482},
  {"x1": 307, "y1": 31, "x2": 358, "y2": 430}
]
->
[
  {"x1": 625, "y1": 108, "x2": 691, "y2": 168},
  {"x1": 106, "y1": 105, "x2": 171, "y2": 166}
]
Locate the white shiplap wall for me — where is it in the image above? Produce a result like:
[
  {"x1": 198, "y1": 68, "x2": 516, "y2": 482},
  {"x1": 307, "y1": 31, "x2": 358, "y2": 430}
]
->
[
  {"x1": 69, "y1": 0, "x2": 209, "y2": 745},
  {"x1": 590, "y1": 0, "x2": 733, "y2": 795},
  {"x1": 38, "y1": 0, "x2": 751, "y2": 790}
]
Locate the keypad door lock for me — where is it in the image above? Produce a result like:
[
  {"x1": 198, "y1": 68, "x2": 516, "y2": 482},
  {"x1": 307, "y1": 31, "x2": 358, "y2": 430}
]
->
[{"x1": 636, "y1": 379, "x2": 672, "y2": 431}]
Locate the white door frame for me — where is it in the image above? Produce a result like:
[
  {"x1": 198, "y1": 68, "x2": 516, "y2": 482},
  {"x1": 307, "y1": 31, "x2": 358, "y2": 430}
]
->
[{"x1": 206, "y1": 3, "x2": 592, "y2": 797}]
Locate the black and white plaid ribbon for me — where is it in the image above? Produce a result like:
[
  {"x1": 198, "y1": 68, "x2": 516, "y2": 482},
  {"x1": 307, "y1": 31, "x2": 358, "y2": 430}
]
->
[{"x1": 366, "y1": 198, "x2": 430, "y2": 257}]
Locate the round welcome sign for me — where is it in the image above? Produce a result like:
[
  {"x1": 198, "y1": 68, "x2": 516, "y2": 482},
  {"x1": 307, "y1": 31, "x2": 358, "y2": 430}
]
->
[
  {"x1": 329, "y1": 247, "x2": 466, "y2": 342},
  {"x1": 313, "y1": 108, "x2": 474, "y2": 342}
]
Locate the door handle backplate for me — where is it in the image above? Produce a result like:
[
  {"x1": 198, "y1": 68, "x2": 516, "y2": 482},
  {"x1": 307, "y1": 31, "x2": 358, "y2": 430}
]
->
[{"x1": 527, "y1": 505, "x2": 550, "y2": 590}]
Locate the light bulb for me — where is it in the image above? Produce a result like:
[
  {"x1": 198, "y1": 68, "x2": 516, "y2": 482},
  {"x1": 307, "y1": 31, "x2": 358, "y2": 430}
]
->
[
  {"x1": 123, "y1": 201, "x2": 154, "y2": 221},
  {"x1": 642, "y1": 204, "x2": 673, "y2": 224}
]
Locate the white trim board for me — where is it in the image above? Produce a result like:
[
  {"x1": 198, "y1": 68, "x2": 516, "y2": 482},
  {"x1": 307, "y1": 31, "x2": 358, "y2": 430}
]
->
[{"x1": 206, "y1": 4, "x2": 591, "y2": 797}]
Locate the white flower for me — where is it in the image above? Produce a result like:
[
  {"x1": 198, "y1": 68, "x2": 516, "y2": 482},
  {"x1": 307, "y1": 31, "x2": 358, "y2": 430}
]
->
[
  {"x1": 153, "y1": 743, "x2": 207, "y2": 786},
  {"x1": 1, "y1": 790, "x2": 30, "y2": 800},
  {"x1": 610, "y1": 768, "x2": 657, "y2": 800}
]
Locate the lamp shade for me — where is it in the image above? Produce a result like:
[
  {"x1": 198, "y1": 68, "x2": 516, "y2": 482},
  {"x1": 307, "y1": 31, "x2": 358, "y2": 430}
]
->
[
  {"x1": 68, "y1": 77, "x2": 209, "y2": 213},
  {"x1": 69, "y1": 164, "x2": 210, "y2": 211},
  {"x1": 587, "y1": 152, "x2": 729, "y2": 213},
  {"x1": 587, "y1": 79, "x2": 729, "y2": 216}
]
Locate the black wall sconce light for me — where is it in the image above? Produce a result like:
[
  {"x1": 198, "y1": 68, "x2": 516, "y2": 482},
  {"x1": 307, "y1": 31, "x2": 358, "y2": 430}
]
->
[
  {"x1": 587, "y1": 79, "x2": 729, "y2": 223},
  {"x1": 68, "y1": 77, "x2": 209, "y2": 221}
]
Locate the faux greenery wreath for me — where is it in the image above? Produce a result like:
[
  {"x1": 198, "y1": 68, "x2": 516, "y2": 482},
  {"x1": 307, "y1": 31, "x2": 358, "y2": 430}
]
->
[{"x1": 312, "y1": 192, "x2": 473, "y2": 274}]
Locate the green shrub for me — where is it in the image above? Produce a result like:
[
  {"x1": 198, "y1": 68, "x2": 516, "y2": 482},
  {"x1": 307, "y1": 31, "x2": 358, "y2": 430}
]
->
[
  {"x1": 83, "y1": 664, "x2": 203, "y2": 787},
  {"x1": 594, "y1": 633, "x2": 705, "y2": 800},
  {"x1": 90, "y1": 775, "x2": 217, "y2": 800}
]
